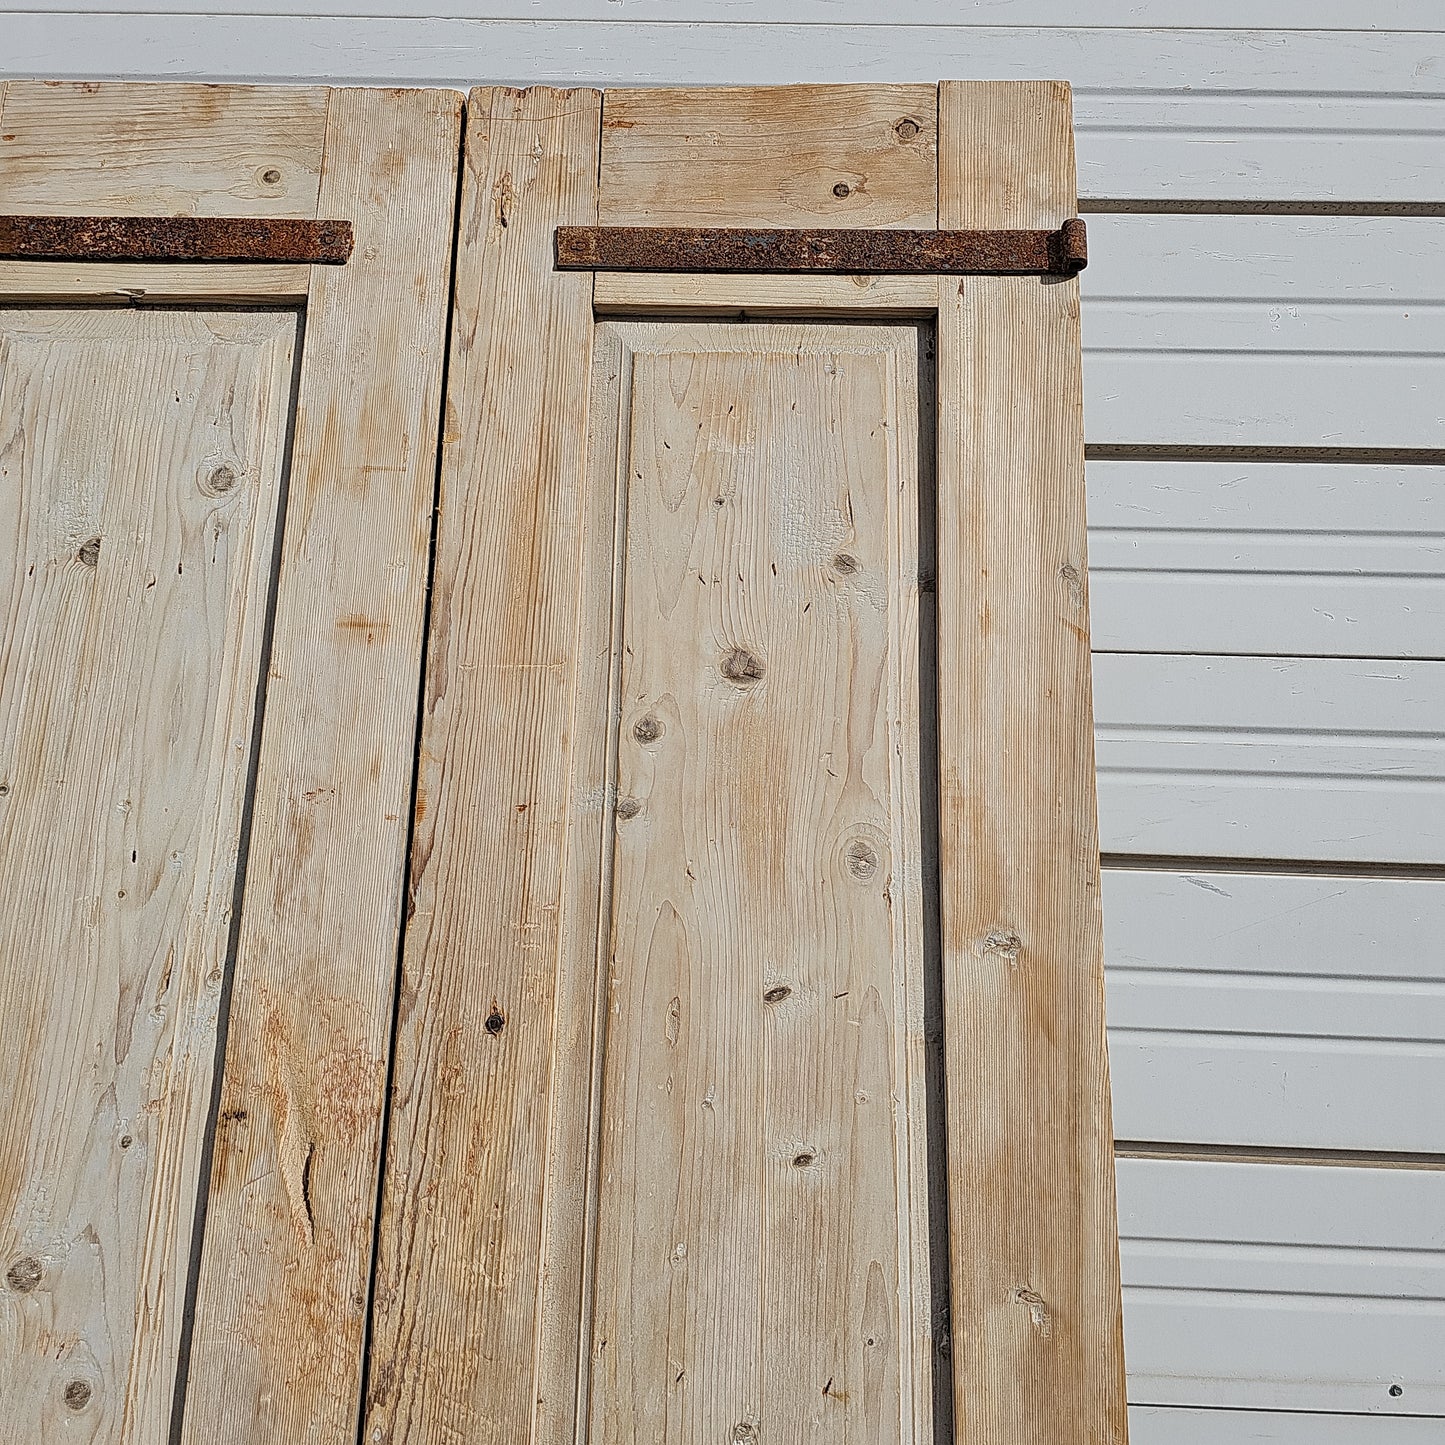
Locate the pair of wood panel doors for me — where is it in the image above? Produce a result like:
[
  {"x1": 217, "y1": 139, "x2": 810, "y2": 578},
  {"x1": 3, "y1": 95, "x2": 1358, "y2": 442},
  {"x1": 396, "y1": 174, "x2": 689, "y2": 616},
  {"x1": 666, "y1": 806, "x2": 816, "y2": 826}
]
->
[{"x1": 0, "y1": 80, "x2": 1125, "y2": 1444}]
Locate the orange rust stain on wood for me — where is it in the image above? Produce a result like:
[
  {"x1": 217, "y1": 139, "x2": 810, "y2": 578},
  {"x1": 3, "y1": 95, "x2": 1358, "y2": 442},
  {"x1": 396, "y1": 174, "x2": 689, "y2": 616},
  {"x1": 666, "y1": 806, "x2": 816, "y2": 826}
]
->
[{"x1": 336, "y1": 613, "x2": 388, "y2": 641}]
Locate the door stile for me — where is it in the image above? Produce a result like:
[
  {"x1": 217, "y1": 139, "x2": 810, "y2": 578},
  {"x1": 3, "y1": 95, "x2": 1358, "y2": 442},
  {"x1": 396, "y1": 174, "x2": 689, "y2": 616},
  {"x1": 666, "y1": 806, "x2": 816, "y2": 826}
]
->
[
  {"x1": 178, "y1": 86, "x2": 462, "y2": 1445},
  {"x1": 363, "y1": 85, "x2": 605, "y2": 1445},
  {"x1": 934, "y1": 79, "x2": 1128, "y2": 1444}
]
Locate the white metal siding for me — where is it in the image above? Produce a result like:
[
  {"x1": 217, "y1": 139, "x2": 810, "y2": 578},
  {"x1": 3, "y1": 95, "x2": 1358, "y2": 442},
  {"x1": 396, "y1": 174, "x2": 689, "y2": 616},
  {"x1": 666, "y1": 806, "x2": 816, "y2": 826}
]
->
[{"x1": 5, "y1": 11, "x2": 1440, "y2": 1442}]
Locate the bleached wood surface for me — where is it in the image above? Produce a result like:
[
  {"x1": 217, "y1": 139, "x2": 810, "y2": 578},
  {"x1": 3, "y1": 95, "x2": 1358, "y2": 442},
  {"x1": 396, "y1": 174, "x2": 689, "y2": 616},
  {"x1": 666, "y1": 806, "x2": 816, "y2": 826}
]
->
[
  {"x1": 585, "y1": 320, "x2": 934, "y2": 1443},
  {"x1": 175, "y1": 86, "x2": 461, "y2": 1445},
  {"x1": 0, "y1": 307, "x2": 296, "y2": 1441},
  {"x1": 363, "y1": 84, "x2": 605, "y2": 1445},
  {"x1": 935, "y1": 79, "x2": 1126, "y2": 1445}
]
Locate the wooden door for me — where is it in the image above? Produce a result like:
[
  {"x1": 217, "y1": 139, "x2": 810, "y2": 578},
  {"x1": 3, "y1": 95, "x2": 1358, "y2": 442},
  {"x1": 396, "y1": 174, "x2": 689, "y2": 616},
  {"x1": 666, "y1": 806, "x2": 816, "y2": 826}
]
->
[
  {"x1": 0, "y1": 82, "x2": 458, "y2": 1442},
  {"x1": 366, "y1": 83, "x2": 1127, "y2": 1445}
]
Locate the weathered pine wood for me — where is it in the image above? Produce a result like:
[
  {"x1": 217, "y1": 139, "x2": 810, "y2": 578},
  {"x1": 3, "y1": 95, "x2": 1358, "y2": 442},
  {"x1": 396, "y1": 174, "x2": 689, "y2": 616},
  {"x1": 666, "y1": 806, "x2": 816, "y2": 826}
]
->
[
  {"x1": 178, "y1": 86, "x2": 461, "y2": 1444},
  {"x1": 363, "y1": 86, "x2": 603, "y2": 1444},
  {"x1": 579, "y1": 320, "x2": 937, "y2": 1443},
  {"x1": 0, "y1": 308, "x2": 297, "y2": 1441},
  {"x1": 0, "y1": 80, "x2": 329, "y2": 217},
  {"x1": 934, "y1": 79, "x2": 1127, "y2": 1443},
  {"x1": 593, "y1": 270, "x2": 937, "y2": 315},
  {"x1": 0, "y1": 261, "x2": 311, "y2": 301},
  {"x1": 599, "y1": 84, "x2": 938, "y2": 228}
]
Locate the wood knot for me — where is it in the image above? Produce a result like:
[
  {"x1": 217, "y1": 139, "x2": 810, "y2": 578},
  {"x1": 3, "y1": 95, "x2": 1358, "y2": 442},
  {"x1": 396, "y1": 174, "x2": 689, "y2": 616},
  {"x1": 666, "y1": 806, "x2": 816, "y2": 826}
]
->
[
  {"x1": 721, "y1": 648, "x2": 765, "y2": 684},
  {"x1": 63, "y1": 1380, "x2": 93, "y2": 1410},
  {"x1": 831, "y1": 553, "x2": 859, "y2": 575},
  {"x1": 76, "y1": 535, "x2": 101, "y2": 567},
  {"x1": 832, "y1": 182, "x2": 851, "y2": 198},
  {"x1": 980, "y1": 929, "x2": 1023, "y2": 966},
  {"x1": 763, "y1": 984, "x2": 791, "y2": 1004},
  {"x1": 203, "y1": 463, "x2": 239, "y2": 496},
  {"x1": 1009, "y1": 1286, "x2": 1051, "y2": 1336},
  {"x1": 732, "y1": 1424, "x2": 757, "y2": 1443},
  {"x1": 792, "y1": 1150, "x2": 816, "y2": 1168},
  {"x1": 119, "y1": 1134, "x2": 133, "y2": 1148},
  {"x1": 633, "y1": 716, "x2": 663, "y2": 744},
  {"x1": 484, "y1": 1007, "x2": 506, "y2": 1036},
  {"x1": 615, "y1": 796, "x2": 641, "y2": 820},
  {"x1": 260, "y1": 167, "x2": 283, "y2": 185},
  {"x1": 5, "y1": 1256, "x2": 41, "y2": 1293},
  {"x1": 894, "y1": 117, "x2": 921, "y2": 142},
  {"x1": 845, "y1": 839, "x2": 878, "y2": 881}
]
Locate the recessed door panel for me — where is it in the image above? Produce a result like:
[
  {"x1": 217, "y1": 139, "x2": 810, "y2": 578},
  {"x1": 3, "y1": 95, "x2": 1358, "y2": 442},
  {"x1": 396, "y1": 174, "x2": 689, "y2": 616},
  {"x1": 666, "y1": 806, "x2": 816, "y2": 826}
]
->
[
  {"x1": 0, "y1": 305, "x2": 297, "y2": 1437},
  {"x1": 582, "y1": 321, "x2": 937, "y2": 1444}
]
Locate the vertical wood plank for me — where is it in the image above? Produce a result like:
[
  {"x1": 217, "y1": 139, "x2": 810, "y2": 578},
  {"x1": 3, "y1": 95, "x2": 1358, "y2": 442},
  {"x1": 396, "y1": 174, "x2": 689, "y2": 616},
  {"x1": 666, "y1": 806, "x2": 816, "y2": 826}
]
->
[
  {"x1": 935, "y1": 80, "x2": 1128, "y2": 1445},
  {"x1": 179, "y1": 86, "x2": 461, "y2": 1445},
  {"x1": 0, "y1": 309, "x2": 296, "y2": 1444},
  {"x1": 363, "y1": 85, "x2": 602, "y2": 1445}
]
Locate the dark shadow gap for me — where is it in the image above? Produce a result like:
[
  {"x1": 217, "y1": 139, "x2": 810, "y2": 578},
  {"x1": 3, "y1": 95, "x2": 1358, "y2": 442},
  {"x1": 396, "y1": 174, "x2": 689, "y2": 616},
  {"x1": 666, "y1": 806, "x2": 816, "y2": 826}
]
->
[
  {"x1": 1115, "y1": 1140, "x2": 1445, "y2": 1171},
  {"x1": 1086, "y1": 444, "x2": 1445, "y2": 465},
  {"x1": 1082, "y1": 199, "x2": 1445, "y2": 217},
  {"x1": 915, "y1": 319, "x2": 955, "y2": 1445},
  {"x1": 1102, "y1": 852, "x2": 1445, "y2": 882}
]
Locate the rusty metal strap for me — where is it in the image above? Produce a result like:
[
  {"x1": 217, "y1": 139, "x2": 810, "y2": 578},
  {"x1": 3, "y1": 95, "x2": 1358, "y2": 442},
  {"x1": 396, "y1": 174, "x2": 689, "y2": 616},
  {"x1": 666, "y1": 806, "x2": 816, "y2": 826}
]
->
[
  {"x1": 555, "y1": 219, "x2": 1086, "y2": 276},
  {"x1": 0, "y1": 214, "x2": 353, "y2": 264}
]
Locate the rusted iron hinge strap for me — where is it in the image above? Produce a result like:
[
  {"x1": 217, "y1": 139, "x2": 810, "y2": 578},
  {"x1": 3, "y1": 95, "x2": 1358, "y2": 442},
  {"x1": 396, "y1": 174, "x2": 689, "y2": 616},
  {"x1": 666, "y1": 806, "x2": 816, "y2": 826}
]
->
[
  {"x1": 555, "y1": 219, "x2": 1086, "y2": 276},
  {"x1": 0, "y1": 215, "x2": 353, "y2": 264}
]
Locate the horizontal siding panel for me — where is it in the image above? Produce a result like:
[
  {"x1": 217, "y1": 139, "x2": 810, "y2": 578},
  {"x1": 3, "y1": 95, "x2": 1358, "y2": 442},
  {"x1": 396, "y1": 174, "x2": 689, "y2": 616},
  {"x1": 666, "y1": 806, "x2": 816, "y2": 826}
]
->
[
  {"x1": 1117, "y1": 1158, "x2": 1445, "y2": 1414},
  {"x1": 2, "y1": 21, "x2": 1436, "y2": 92},
  {"x1": 10, "y1": 3, "x2": 1444, "y2": 26},
  {"x1": 1085, "y1": 351, "x2": 1443, "y2": 449},
  {"x1": 1104, "y1": 869, "x2": 1445, "y2": 1151},
  {"x1": 1083, "y1": 215, "x2": 1445, "y2": 448},
  {"x1": 1084, "y1": 216, "x2": 1445, "y2": 304},
  {"x1": 1093, "y1": 654, "x2": 1445, "y2": 863},
  {"x1": 1081, "y1": 217, "x2": 1445, "y2": 446},
  {"x1": 1076, "y1": 92, "x2": 1445, "y2": 204},
  {"x1": 1087, "y1": 461, "x2": 1445, "y2": 658},
  {"x1": 1129, "y1": 1407, "x2": 1445, "y2": 1444}
]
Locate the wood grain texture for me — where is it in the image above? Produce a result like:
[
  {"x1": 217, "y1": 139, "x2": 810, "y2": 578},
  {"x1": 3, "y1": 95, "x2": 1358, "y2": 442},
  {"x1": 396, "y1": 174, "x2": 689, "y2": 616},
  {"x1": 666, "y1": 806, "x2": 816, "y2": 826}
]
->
[
  {"x1": 583, "y1": 320, "x2": 936, "y2": 1445},
  {"x1": 593, "y1": 271, "x2": 937, "y2": 316},
  {"x1": 935, "y1": 80, "x2": 1127, "y2": 1444},
  {"x1": 0, "y1": 308, "x2": 296, "y2": 1443},
  {"x1": 362, "y1": 85, "x2": 602, "y2": 1445},
  {"x1": 0, "y1": 261, "x2": 310, "y2": 301},
  {"x1": 178, "y1": 86, "x2": 460, "y2": 1445},
  {"x1": 599, "y1": 85, "x2": 937, "y2": 228},
  {"x1": 0, "y1": 80, "x2": 329, "y2": 217}
]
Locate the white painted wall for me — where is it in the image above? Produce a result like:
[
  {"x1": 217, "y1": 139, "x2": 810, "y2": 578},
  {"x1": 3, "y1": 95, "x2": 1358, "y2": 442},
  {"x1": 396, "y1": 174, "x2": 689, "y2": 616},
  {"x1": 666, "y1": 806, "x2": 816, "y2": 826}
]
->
[{"x1": 5, "y1": 9, "x2": 1440, "y2": 1440}]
